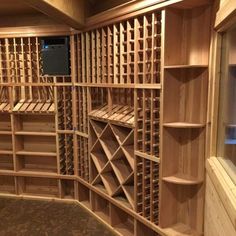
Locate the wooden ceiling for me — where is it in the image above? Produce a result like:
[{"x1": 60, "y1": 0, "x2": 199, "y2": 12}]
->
[
  {"x1": 0, "y1": 0, "x2": 133, "y2": 29},
  {"x1": 0, "y1": 0, "x2": 38, "y2": 16}
]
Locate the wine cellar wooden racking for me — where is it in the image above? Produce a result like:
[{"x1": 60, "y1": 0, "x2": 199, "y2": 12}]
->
[{"x1": 0, "y1": 1, "x2": 212, "y2": 235}]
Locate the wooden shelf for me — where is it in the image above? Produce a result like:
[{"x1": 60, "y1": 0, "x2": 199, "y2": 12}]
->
[
  {"x1": 163, "y1": 223, "x2": 201, "y2": 236},
  {"x1": 89, "y1": 104, "x2": 134, "y2": 127},
  {"x1": 0, "y1": 131, "x2": 12, "y2": 135},
  {"x1": 162, "y1": 174, "x2": 203, "y2": 185},
  {"x1": 13, "y1": 100, "x2": 55, "y2": 114},
  {"x1": 16, "y1": 151, "x2": 57, "y2": 157},
  {"x1": 164, "y1": 65, "x2": 208, "y2": 69},
  {"x1": 15, "y1": 131, "x2": 56, "y2": 136},
  {"x1": 0, "y1": 150, "x2": 13, "y2": 155},
  {"x1": 163, "y1": 122, "x2": 205, "y2": 128}
]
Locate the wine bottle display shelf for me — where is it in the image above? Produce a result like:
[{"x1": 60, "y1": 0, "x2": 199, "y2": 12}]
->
[
  {"x1": 90, "y1": 119, "x2": 134, "y2": 209},
  {"x1": 89, "y1": 104, "x2": 134, "y2": 128}
]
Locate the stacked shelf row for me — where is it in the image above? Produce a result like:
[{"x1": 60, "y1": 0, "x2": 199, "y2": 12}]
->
[
  {"x1": 160, "y1": 5, "x2": 210, "y2": 236},
  {"x1": 76, "y1": 12, "x2": 161, "y2": 85}
]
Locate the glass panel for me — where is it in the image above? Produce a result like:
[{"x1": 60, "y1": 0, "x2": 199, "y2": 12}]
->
[{"x1": 217, "y1": 25, "x2": 236, "y2": 183}]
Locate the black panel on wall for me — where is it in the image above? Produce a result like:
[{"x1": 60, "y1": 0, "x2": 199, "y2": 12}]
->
[{"x1": 41, "y1": 36, "x2": 70, "y2": 75}]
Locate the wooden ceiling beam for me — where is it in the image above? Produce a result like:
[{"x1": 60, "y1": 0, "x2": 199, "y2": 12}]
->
[{"x1": 22, "y1": 0, "x2": 85, "y2": 29}]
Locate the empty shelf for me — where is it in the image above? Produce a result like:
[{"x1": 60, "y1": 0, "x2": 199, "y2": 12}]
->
[
  {"x1": 16, "y1": 151, "x2": 57, "y2": 157},
  {"x1": 89, "y1": 105, "x2": 134, "y2": 127},
  {"x1": 164, "y1": 65, "x2": 208, "y2": 69},
  {"x1": 163, "y1": 122, "x2": 205, "y2": 128},
  {"x1": 162, "y1": 174, "x2": 203, "y2": 185},
  {"x1": 13, "y1": 100, "x2": 55, "y2": 114}
]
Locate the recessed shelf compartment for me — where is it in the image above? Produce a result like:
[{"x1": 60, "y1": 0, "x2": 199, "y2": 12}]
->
[
  {"x1": 111, "y1": 204, "x2": 134, "y2": 236},
  {"x1": 14, "y1": 114, "x2": 55, "y2": 133},
  {"x1": 136, "y1": 221, "x2": 159, "y2": 236},
  {"x1": 163, "y1": 68, "x2": 208, "y2": 124},
  {"x1": 16, "y1": 155, "x2": 57, "y2": 174},
  {"x1": 60, "y1": 179, "x2": 75, "y2": 199},
  {"x1": 162, "y1": 127, "x2": 205, "y2": 184},
  {"x1": 164, "y1": 6, "x2": 211, "y2": 67},
  {"x1": 0, "y1": 153, "x2": 14, "y2": 170},
  {"x1": 100, "y1": 125, "x2": 120, "y2": 159},
  {"x1": 0, "y1": 113, "x2": 11, "y2": 131},
  {"x1": 18, "y1": 177, "x2": 59, "y2": 198},
  {"x1": 0, "y1": 134, "x2": 13, "y2": 152},
  {"x1": 15, "y1": 135, "x2": 56, "y2": 156},
  {"x1": 78, "y1": 182, "x2": 91, "y2": 209},
  {"x1": 0, "y1": 175, "x2": 15, "y2": 194},
  {"x1": 91, "y1": 191, "x2": 110, "y2": 223},
  {"x1": 160, "y1": 182, "x2": 204, "y2": 236},
  {"x1": 111, "y1": 149, "x2": 133, "y2": 184}
]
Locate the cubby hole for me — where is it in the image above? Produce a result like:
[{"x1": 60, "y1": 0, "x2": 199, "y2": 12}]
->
[
  {"x1": 60, "y1": 179, "x2": 75, "y2": 199},
  {"x1": 162, "y1": 127, "x2": 205, "y2": 184},
  {"x1": 0, "y1": 154, "x2": 14, "y2": 170},
  {"x1": 164, "y1": 6, "x2": 210, "y2": 66},
  {"x1": 101, "y1": 171, "x2": 120, "y2": 196},
  {"x1": 16, "y1": 155, "x2": 57, "y2": 173},
  {"x1": 0, "y1": 113, "x2": 11, "y2": 132},
  {"x1": 18, "y1": 177, "x2": 59, "y2": 198},
  {"x1": 100, "y1": 125, "x2": 120, "y2": 159},
  {"x1": 91, "y1": 191, "x2": 110, "y2": 223},
  {"x1": 0, "y1": 176, "x2": 15, "y2": 194},
  {"x1": 15, "y1": 135, "x2": 56, "y2": 156},
  {"x1": 0, "y1": 134, "x2": 13, "y2": 152},
  {"x1": 111, "y1": 124, "x2": 132, "y2": 145},
  {"x1": 110, "y1": 204, "x2": 134, "y2": 236},
  {"x1": 160, "y1": 182, "x2": 204, "y2": 235},
  {"x1": 111, "y1": 148, "x2": 133, "y2": 184},
  {"x1": 78, "y1": 182, "x2": 91, "y2": 209},
  {"x1": 163, "y1": 68, "x2": 208, "y2": 125},
  {"x1": 136, "y1": 221, "x2": 160, "y2": 236},
  {"x1": 14, "y1": 114, "x2": 55, "y2": 134},
  {"x1": 91, "y1": 143, "x2": 108, "y2": 173}
]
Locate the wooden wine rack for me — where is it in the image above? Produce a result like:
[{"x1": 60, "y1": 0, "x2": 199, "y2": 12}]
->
[
  {"x1": 0, "y1": 1, "x2": 212, "y2": 235},
  {"x1": 90, "y1": 119, "x2": 134, "y2": 209},
  {"x1": 136, "y1": 156, "x2": 159, "y2": 224}
]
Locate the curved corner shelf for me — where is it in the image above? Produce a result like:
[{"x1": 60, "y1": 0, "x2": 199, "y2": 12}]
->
[
  {"x1": 163, "y1": 122, "x2": 205, "y2": 128},
  {"x1": 164, "y1": 64, "x2": 208, "y2": 69},
  {"x1": 162, "y1": 174, "x2": 203, "y2": 185}
]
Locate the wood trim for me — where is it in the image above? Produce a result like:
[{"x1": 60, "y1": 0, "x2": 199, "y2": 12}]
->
[
  {"x1": 0, "y1": 25, "x2": 73, "y2": 38},
  {"x1": 206, "y1": 157, "x2": 236, "y2": 229},
  {"x1": 215, "y1": 0, "x2": 236, "y2": 31},
  {"x1": 85, "y1": 0, "x2": 180, "y2": 31}
]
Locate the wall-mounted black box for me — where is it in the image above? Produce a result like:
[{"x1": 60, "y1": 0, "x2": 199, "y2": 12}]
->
[{"x1": 41, "y1": 36, "x2": 70, "y2": 75}]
